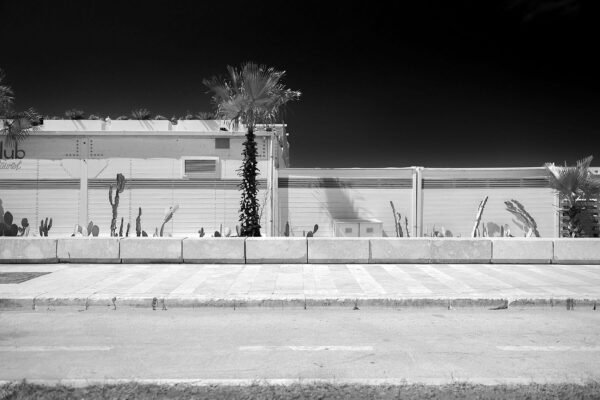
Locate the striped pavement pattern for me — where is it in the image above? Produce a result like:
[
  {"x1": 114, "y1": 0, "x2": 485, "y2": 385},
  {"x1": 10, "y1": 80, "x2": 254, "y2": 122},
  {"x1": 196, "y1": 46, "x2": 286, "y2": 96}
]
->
[{"x1": 1, "y1": 264, "x2": 599, "y2": 301}]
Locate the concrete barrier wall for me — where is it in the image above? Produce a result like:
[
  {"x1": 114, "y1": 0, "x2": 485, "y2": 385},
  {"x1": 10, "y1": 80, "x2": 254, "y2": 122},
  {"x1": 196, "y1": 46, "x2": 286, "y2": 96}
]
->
[
  {"x1": 0, "y1": 238, "x2": 58, "y2": 263},
  {"x1": 120, "y1": 238, "x2": 182, "y2": 263},
  {"x1": 57, "y1": 238, "x2": 120, "y2": 263},
  {"x1": 0, "y1": 238, "x2": 599, "y2": 264},
  {"x1": 183, "y1": 238, "x2": 245, "y2": 264}
]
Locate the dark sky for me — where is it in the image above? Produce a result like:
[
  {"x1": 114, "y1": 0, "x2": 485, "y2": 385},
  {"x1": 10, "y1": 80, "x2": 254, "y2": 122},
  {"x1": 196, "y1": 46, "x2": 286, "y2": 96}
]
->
[{"x1": 1, "y1": 0, "x2": 599, "y2": 168}]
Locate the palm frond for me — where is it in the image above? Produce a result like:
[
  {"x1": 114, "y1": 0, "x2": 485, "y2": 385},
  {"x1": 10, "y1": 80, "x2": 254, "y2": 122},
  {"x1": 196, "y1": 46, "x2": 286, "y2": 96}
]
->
[{"x1": 545, "y1": 155, "x2": 599, "y2": 205}]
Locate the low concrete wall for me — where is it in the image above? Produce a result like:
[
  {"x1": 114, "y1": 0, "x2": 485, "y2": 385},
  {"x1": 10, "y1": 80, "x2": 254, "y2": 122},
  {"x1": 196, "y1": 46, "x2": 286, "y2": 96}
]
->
[
  {"x1": 120, "y1": 238, "x2": 182, "y2": 263},
  {"x1": 492, "y1": 239, "x2": 553, "y2": 264},
  {"x1": 430, "y1": 238, "x2": 492, "y2": 263},
  {"x1": 183, "y1": 238, "x2": 245, "y2": 263},
  {"x1": 57, "y1": 238, "x2": 120, "y2": 263},
  {"x1": 246, "y1": 238, "x2": 307, "y2": 263},
  {"x1": 308, "y1": 238, "x2": 369, "y2": 263},
  {"x1": 370, "y1": 238, "x2": 431, "y2": 263},
  {"x1": 553, "y1": 239, "x2": 600, "y2": 264},
  {"x1": 0, "y1": 238, "x2": 57, "y2": 263},
  {"x1": 1, "y1": 237, "x2": 599, "y2": 264}
]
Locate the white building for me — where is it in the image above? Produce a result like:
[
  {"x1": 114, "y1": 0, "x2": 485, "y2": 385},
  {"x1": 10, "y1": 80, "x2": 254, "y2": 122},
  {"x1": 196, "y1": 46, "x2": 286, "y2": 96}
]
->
[{"x1": 2, "y1": 119, "x2": 595, "y2": 238}]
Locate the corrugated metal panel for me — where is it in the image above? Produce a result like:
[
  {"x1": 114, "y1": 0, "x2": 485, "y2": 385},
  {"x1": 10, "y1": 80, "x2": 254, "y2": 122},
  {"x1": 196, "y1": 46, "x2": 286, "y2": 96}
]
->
[
  {"x1": 421, "y1": 188, "x2": 556, "y2": 237},
  {"x1": 37, "y1": 188, "x2": 79, "y2": 236},
  {"x1": 422, "y1": 178, "x2": 548, "y2": 188},
  {"x1": 0, "y1": 190, "x2": 37, "y2": 233},
  {"x1": 279, "y1": 178, "x2": 412, "y2": 188},
  {"x1": 279, "y1": 187, "x2": 412, "y2": 237},
  {"x1": 88, "y1": 188, "x2": 132, "y2": 237},
  {"x1": 280, "y1": 168, "x2": 414, "y2": 179}
]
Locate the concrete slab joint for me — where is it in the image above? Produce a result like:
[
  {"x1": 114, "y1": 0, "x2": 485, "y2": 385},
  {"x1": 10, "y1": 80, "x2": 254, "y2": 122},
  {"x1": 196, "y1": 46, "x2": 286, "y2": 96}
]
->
[
  {"x1": 57, "y1": 238, "x2": 120, "y2": 263},
  {"x1": 491, "y1": 238, "x2": 553, "y2": 264},
  {"x1": 183, "y1": 237, "x2": 246, "y2": 264},
  {"x1": 430, "y1": 238, "x2": 492, "y2": 264},
  {"x1": 308, "y1": 238, "x2": 369, "y2": 263},
  {"x1": 553, "y1": 238, "x2": 600, "y2": 264},
  {"x1": 119, "y1": 237, "x2": 183, "y2": 263},
  {"x1": 369, "y1": 238, "x2": 432, "y2": 263},
  {"x1": 246, "y1": 237, "x2": 307, "y2": 263}
]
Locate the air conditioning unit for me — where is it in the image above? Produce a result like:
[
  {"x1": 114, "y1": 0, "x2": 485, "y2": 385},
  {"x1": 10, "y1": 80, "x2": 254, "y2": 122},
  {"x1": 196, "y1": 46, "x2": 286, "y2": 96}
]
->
[{"x1": 333, "y1": 219, "x2": 383, "y2": 237}]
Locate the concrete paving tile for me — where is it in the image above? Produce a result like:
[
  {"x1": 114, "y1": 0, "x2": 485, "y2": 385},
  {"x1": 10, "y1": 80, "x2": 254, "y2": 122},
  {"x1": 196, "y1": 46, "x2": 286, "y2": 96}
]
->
[
  {"x1": 380, "y1": 265, "x2": 433, "y2": 295},
  {"x1": 226, "y1": 265, "x2": 262, "y2": 295},
  {"x1": 346, "y1": 265, "x2": 386, "y2": 295}
]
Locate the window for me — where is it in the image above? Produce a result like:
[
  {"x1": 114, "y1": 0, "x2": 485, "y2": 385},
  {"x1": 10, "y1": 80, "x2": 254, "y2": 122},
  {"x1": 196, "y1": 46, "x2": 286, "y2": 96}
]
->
[
  {"x1": 182, "y1": 158, "x2": 219, "y2": 178},
  {"x1": 215, "y1": 138, "x2": 230, "y2": 149}
]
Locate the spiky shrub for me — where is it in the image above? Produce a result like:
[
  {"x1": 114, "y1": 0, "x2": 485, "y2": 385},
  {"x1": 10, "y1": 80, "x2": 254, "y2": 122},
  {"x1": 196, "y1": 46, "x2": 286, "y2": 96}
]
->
[
  {"x1": 545, "y1": 156, "x2": 600, "y2": 237},
  {"x1": 159, "y1": 205, "x2": 179, "y2": 237},
  {"x1": 131, "y1": 108, "x2": 152, "y2": 120},
  {"x1": 204, "y1": 62, "x2": 301, "y2": 236},
  {"x1": 65, "y1": 109, "x2": 85, "y2": 120},
  {"x1": 109, "y1": 174, "x2": 126, "y2": 237}
]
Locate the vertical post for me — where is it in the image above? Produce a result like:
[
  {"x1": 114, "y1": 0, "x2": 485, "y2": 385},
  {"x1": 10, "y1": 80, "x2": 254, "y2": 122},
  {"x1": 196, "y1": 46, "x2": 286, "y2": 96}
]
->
[
  {"x1": 271, "y1": 134, "x2": 279, "y2": 237},
  {"x1": 79, "y1": 159, "x2": 88, "y2": 228},
  {"x1": 411, "y1": 167, "x2": 418, "y2": 237},
  {"x1": 411, "y1": 167, "x2": 424, "y2": 237}
]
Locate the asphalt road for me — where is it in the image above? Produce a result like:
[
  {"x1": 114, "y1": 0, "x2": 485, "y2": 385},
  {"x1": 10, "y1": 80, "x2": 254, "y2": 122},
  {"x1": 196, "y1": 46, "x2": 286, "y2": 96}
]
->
[{"x1": 1, "y1": 307, "x2": 599, "y2": 385}]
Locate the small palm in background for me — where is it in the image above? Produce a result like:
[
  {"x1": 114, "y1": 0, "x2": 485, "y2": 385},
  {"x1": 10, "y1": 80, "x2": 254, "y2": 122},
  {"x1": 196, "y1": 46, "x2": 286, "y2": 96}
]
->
[
  {"x1": 545, "y1": 155, "x2": 600, "y2": 237},
  {"x1": 0, "y1": 68, "x2": 41, "y2": 143},
  {"x1": 204, "y1": 62, "x2": 300, "y2": 237}
]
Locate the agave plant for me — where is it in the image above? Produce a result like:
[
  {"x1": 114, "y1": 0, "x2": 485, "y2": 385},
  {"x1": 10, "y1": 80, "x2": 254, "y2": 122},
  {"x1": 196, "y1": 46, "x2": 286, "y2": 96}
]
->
[
  {"x1": 131, "y1": 108, "x2": 152, "y2": 120},
  {"x1": 545, "y1": 155, "x2": 600, "y2": 237}
]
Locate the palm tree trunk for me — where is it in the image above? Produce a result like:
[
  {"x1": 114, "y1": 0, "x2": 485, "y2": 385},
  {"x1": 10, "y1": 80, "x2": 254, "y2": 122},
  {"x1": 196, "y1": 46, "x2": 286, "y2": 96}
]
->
[{"x1": 239, "y1": 125, "x2": 261, "y2": 236}]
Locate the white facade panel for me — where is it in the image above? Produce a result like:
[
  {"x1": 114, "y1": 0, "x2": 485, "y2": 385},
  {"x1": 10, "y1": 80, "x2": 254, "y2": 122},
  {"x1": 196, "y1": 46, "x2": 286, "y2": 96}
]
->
[{"x1": 421, "y1": 188, "x2": 556, "y2": 238}]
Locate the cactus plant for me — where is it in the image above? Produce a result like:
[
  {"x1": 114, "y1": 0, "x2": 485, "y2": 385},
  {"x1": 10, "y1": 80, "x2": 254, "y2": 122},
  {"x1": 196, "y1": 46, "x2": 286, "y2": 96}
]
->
[
  {"x1": 39, "y1": 217, "x2": 52, "y2": 236},
  {"x1": 159, "y1": 204, "x2": 179, "y2": 237},
  {"x1": 471, "y1": 196, "x2": 488, "y2": 238},
  {"x1": 126, "y1": 222, "x2": 130, "y2": 237},
  {"x1": 109, "y1": 173, "x2": 126, "y2": 237},
  {"x1": 305, "y1": 224, "x2": 319, "y2": 237},
  {"x1": 136, "y1": 207, "x2": 142, "y2": 237},
  {"x1": 198, "y1": 227, "x2": 205, "y2": 237},
  {"x1": 18, "y1": 218, "x2": 30, "y2": 236},
  {"x1": 119, "y1": 217, "x2": 124, "y2": 237},
  {"x1": 284, "y1": 221, "x2": 290, "y2": 237},
  {"x1": 390, "y1": 201, "x2": 403, "y2": 237}
]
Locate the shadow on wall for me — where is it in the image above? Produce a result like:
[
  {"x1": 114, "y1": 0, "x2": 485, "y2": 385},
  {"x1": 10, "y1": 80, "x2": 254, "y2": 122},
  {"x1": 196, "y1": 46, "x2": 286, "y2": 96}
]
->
[{"x1": 318, "y1": 178, "x2": 363, "y2": 221}]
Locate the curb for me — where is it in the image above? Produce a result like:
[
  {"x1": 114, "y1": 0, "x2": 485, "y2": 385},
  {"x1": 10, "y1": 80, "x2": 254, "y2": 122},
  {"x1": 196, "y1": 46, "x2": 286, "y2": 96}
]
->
[{"x1": 1, "y1": 297, "x2": 598, "y2": 311}]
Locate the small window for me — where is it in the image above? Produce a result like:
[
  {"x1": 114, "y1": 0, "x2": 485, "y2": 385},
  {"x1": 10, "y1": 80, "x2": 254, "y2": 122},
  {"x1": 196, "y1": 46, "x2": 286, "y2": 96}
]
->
[
  {"x1": 345, "y1": 227, "x2": 353, "y2": 233},
  {"x1": 366, "y1": 227, "x2": 374, "y2": 233},
  {"x1": 215, "y1": 138, "x2": 230, "y2": 149},
  {"x1": 183, "y1": 159, "x2": 218, "y2": 177}
]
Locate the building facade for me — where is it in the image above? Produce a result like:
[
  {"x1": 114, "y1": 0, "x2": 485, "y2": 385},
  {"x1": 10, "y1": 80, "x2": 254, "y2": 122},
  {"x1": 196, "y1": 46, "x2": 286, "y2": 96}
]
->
[{"x1": 2, "y1": 119, "x2": 595, "y2": 238}]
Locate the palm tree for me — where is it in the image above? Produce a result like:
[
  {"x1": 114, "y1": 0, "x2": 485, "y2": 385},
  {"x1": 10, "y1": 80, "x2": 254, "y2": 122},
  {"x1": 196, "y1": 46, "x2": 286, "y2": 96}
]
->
[
  {"x1": 545, "y1": 155, "x2": 600, "y2": 237},
  {"x1": 204, "y1": 62, "x2": 300, "y2": 237},
  {"x1": 0, "y1": 68, "x2": 40, "y2": 143}
]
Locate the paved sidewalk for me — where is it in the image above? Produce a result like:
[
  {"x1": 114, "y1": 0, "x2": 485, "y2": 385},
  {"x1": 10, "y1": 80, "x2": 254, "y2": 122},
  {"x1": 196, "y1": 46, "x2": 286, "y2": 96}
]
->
[{"x1": 1, "y1": 263, "x2": 599, "y2": 308}]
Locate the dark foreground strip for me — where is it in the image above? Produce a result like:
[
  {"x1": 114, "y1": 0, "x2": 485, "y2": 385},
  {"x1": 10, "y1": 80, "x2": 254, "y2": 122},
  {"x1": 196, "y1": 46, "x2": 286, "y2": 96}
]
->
[
  {"x1": 1, "y1": 382, "x2": 598, "y2": 400},
  {"x1": 0, "y1": 272, "x2": 50, "y2": 284}
]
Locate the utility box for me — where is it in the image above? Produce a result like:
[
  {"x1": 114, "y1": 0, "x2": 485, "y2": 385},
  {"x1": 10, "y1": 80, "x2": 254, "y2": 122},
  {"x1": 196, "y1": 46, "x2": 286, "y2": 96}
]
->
[{"x1": 333, "y1": 219, "x2": 383, "y2": 237}]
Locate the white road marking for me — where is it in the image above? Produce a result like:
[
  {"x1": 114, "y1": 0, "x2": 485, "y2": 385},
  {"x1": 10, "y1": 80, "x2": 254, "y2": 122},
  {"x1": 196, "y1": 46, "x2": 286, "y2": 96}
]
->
[
  {"x1": 0, "y1": 345, "x2": 112, "y2": 352},
  {"x1": 0, "y1": 377, "x2": 568, "y2": 386},
  {"x1": 239, "y1": 345, "x2": 374, "y2": 352},
  {"x1": 498, "y1": 345, "x2": 600, "y2": 352}
]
